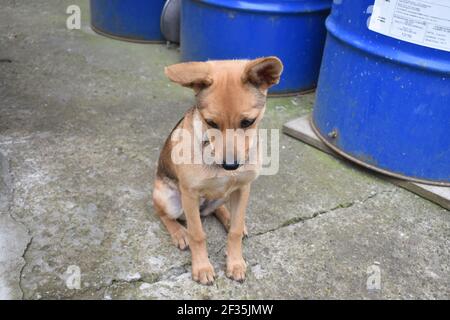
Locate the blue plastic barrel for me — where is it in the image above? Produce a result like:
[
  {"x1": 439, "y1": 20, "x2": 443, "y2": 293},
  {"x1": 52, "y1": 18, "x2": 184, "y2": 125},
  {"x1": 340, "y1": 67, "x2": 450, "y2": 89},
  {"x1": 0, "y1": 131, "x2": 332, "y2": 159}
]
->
[
  {"x1": 312, "y1": 0, "x2": 450, "y2": 186},
  {"x1": 90, "y1": 0, "x2": 166, "y2": 43},
  {"x1": 180, "y1": 0, "x2": 332, "y2": 95}
]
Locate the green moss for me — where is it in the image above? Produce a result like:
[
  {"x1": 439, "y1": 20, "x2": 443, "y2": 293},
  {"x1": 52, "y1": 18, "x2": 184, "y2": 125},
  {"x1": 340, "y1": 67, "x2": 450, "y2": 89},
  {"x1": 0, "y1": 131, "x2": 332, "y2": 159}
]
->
[{"x1": 263, "y1": 93, "x2": 315, "y2": 129}]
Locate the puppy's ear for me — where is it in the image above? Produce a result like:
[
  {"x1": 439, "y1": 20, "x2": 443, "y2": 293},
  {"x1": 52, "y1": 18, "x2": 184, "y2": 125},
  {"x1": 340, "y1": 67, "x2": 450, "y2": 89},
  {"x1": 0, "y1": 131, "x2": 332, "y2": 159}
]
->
[
  {"x1": 164, "y1": 62, "x2": 213, "y2": 94},
  {"x1": 242, "y1": 57, "x2": 283, "y2": 91}
]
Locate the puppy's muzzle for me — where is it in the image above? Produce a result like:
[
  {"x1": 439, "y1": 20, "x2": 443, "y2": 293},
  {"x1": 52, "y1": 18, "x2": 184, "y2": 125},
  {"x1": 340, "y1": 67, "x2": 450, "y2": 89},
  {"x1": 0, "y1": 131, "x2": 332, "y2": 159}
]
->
[{"x1": 222, "y1": 161, "x2": 241, "y2": 171}]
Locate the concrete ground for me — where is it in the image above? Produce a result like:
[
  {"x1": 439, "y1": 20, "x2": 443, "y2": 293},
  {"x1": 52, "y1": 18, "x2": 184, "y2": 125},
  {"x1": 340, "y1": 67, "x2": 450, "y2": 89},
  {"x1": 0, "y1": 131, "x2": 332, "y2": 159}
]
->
[{"x1": 0, "y1": 0, "x2": 448, "y2": 300}]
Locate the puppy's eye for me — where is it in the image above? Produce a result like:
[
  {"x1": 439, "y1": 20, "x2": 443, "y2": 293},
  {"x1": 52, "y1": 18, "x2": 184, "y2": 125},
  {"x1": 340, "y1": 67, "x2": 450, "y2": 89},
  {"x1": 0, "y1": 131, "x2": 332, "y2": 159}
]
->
[
  {"x1": 205, "y1": 119, "x2": 219, "y2": 129},
  {"x1": 240, "y1": 118, "x2": 256, "y2": 128}
]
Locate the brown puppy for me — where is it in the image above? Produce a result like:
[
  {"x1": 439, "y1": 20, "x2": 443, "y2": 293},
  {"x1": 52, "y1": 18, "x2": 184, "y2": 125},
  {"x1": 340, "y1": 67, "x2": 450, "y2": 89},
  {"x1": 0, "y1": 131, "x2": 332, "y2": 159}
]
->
[{"x1": 153, "y1": 57, "x2": 283, "y2": 285}]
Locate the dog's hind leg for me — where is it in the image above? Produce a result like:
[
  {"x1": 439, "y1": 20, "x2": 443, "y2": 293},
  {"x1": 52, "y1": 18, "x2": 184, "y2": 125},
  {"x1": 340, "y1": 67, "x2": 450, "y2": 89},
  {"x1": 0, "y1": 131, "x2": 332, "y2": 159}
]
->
[
  {"x1": 153, "y1": 179, "x2": 189, "y2": 250},
  {"x1": 214, "y1": 205, "x2": 248, "y2": 237},
  {"x1": 155, "y1": 206, "x2": 189, "y2": 250}
]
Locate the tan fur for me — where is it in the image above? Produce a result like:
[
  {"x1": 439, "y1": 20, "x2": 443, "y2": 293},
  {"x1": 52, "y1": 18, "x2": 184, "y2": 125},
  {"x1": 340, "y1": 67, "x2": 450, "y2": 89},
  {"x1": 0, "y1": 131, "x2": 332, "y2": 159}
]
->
[{"x1": 153, "y1": 57, "x2": 283, "y2": 285}]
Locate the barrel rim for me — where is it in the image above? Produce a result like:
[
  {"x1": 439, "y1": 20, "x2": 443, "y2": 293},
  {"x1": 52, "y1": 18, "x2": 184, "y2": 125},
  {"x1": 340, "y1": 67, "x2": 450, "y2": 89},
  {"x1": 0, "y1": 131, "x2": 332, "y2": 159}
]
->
[
  {"x1": 326, "y1": 18, "x2": 450, "y2": 74},
  {"x1": 190, "y1": 0, "x2": 332, "y2": 14},
  {"x1": 269, "y1": 86, "x2": 316, "y2": 97},
  {"x1": 310, "y1": 117, "x2": 450, "y2": 187},
  {"x1": 91, "y1": 24, "x2": 166, "y2": 44}
]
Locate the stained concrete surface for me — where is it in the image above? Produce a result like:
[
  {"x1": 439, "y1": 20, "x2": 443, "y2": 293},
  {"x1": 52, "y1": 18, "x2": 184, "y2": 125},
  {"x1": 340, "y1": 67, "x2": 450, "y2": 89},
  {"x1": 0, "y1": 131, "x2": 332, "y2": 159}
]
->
[{"x1": 0, "y1": 0, "x2": 448, "y2": 299}]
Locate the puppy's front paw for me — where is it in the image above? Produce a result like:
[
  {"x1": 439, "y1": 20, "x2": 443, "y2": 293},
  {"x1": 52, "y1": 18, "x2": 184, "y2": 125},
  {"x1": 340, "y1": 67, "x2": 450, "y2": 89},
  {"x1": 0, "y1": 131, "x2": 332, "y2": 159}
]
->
[
  {"x1": 171, "y1": 227, "x2": 189, "y2": 251},
  {"x1": 226, "y1": 258, "x2": 247, "y2": 283},
  {"x1": 192, "y1": 261, "x2": 216, "y2": 285}
]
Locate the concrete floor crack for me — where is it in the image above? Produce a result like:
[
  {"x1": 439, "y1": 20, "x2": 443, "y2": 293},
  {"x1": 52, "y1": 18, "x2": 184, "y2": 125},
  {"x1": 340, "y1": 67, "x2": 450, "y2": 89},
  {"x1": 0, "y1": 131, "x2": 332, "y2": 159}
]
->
[
  {"x1": 249, "y1": 189, "x2": 394, "y2": 238},
  {"x1": 1, "y1": 150, "x2": 34, "y2": 299},
  {"x1": 95, "y1": 273, "x2": 164, "y2": 296},
  {"x1": 18, "y1": 236, "x2": 33, "y2": 299}
]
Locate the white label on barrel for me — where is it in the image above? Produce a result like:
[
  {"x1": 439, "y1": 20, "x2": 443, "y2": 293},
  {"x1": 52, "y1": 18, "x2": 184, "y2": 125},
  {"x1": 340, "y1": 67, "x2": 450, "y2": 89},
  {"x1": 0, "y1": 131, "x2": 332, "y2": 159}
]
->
[{"x1": 369, "y1": 0, "x2": 450, "y2": 52}]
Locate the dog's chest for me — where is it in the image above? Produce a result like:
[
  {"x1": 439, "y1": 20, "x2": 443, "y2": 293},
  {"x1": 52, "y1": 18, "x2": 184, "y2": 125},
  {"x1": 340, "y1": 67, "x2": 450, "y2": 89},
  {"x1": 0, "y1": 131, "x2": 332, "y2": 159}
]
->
[{"x1": 198, "y1": 169, "x2": 257, "y2": 200}]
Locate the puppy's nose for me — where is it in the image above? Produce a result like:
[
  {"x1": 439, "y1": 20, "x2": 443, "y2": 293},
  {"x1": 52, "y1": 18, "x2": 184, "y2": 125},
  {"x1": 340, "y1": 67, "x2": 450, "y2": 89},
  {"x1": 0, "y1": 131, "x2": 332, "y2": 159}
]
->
[{"x1": 222, "y1": 161, "x2": 241, "y2": 171}]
